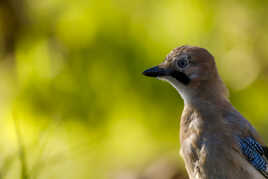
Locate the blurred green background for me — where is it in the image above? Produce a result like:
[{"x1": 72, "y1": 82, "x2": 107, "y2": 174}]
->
[{"x1": 0, "y1": 0, "x2": 268, "y2": 178}]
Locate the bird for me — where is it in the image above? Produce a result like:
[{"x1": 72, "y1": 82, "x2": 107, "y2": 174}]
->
[{"x1": 142, "y1": 45, "x2": 268, "y2": 179}]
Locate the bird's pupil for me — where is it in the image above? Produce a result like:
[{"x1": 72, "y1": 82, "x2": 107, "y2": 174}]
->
[{"x1": 178, "y1": 59, "x2": 188, "y2": 68}]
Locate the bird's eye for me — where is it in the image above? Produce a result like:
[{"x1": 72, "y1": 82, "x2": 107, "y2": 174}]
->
[{"x1": 177, "y1": 58, "x2": 189, "y2": 68}]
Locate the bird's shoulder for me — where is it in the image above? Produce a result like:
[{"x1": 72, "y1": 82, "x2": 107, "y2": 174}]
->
[
  {"x1": 221, "y1": 106, "x2": 265, "y2": 145},
  {"x1": 222, "y1": 107, "x2": 268, "y2": 178}
]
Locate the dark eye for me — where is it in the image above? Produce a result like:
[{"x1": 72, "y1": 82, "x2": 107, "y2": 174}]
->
[{"x1": 177, "y1": 58, "x2": 189, "y2": 68}]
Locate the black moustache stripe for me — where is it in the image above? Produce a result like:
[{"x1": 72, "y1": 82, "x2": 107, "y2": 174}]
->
[{"x1": 170, "y1": 71, "x2": 191, "y2": 85}]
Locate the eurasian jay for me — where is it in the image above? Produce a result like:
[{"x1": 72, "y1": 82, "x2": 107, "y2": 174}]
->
[{"x1": 143, "y1": 46, "x2": 268, "y2": 179}]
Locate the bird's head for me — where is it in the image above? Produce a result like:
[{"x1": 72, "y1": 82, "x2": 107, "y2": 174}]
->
[{"x1": 143, "y1": 45, "x2": 228, "y2": 104}]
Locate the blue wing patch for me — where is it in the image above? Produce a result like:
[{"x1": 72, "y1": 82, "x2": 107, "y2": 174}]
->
[{"x1": 239, "y1": 137, "x2": 268, "y2": 178}]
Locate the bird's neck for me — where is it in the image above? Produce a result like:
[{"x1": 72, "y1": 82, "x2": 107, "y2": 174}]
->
[
  {"x1": 184, "y1": 95, "x2": 230, "y2": 115},
  {"x1": 162, "y1": 74, "x2": 229, "y2": 106},
  {"x1": 182, "y1": 76, "x2": 229, "y2": 107},
  {"x1": 186, "y1": 88, "x2": 229, "y2": 108}
]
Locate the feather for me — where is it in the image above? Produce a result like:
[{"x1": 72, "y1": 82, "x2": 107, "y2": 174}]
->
[{"x1": 239, "y1": 137, "x2": 268, "y2": 178}]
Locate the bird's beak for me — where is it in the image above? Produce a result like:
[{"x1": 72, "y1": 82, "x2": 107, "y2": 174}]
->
[
  {"x1": 143, "y1": 65, "x2": 191, "y2": 85},
  {"x1": 142, "y1": 66, "x2": 168, "y2": 77}
]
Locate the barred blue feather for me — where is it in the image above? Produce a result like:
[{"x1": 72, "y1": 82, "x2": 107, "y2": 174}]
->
[{"x1": 239, "y1": 137, "x2": 268, "y2": 178}]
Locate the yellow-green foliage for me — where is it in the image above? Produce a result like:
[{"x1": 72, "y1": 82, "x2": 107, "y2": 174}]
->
[{"x1": 0, "y1": 0, "x2": 268, "y2": 178}]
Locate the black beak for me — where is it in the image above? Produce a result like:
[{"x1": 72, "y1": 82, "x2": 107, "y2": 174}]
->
[{"x1": 142, "y1": 66, "x2": 167, "y2": 77}]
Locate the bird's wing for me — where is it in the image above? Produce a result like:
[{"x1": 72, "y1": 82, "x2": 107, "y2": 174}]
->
[
  {"x1": 239, "y1": 137, "x2": 268, "y2": 178},
  {"x1": 263, "y1": 146, "x2": 268, "y2": 159}
]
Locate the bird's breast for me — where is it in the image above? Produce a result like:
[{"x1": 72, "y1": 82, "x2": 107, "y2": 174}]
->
[{"x1": 180, "y1": 132, "x2": 205, "y2": 179}]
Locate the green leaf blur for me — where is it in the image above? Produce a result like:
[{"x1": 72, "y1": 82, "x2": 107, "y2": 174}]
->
[{"x1": 0, "y1": 0, "x2": 268, "y2": 178}]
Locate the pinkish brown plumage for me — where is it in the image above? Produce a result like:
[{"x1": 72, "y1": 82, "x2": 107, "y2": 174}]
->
[{"x1": 143, "y1": 46, "x2": 268, "y2": 179}]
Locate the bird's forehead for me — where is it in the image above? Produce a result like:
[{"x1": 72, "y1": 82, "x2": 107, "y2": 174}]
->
[{"x1": 165, "y1": 46, "x2": 189, "y2": 62}]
